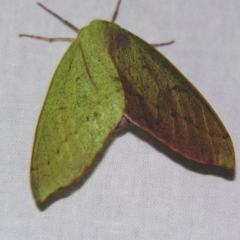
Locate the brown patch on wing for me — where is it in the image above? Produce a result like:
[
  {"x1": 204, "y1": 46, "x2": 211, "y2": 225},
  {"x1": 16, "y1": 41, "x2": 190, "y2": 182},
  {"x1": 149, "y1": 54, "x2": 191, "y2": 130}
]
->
[{"x1": 108, "y1": 30, "x2": 131, "y2": 56}]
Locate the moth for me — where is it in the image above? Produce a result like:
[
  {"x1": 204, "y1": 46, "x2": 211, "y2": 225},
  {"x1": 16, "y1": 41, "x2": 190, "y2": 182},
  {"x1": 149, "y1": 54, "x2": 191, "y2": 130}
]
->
[{"x1": 20, "y1": 0, "x2": 234, "y2": 204}]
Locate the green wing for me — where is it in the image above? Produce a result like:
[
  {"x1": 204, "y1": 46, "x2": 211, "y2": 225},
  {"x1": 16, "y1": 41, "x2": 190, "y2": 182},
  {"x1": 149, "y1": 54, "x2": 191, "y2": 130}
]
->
[
  {"x1": 106, "y1": 21, "x2": 234, "y2": 169},
  {"x1": 31, "y1": 27, "x2": 125, "y2": 203}
]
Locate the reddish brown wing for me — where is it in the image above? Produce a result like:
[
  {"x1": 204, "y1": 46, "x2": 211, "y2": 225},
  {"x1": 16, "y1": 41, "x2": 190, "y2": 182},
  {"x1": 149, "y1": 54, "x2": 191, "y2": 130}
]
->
[{"x1": 108, "y1": 27, "x2": 234, "y2": 169}]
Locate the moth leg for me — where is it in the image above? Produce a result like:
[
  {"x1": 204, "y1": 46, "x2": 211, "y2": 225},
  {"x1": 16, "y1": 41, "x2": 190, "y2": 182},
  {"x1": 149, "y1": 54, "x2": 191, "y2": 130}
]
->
[
  {"x1": 151, "y1": 40, "x2": 174, "y2": 47},
  {"x1": 115, "y1": 115, "x2": 130, "y2": 131}
]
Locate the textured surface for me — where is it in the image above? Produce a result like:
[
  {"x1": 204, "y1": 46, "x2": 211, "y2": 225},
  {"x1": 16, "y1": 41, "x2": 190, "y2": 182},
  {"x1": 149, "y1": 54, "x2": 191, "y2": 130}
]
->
[
  {"x1": 31, "y1": 28, "x2": 125, "y2": 202},
  {"x1": 1, "y1": 0, "x2": 240, "y2": 239},
  {"x1": 107, "y1": 22, "x2": 234, "y2": 168}
]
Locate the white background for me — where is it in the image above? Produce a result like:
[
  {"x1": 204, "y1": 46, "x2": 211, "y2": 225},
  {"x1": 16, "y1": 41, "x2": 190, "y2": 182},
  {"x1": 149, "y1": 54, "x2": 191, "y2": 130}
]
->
[{"x1": 1, "y1": 0, "x2": 240, "y2": 239}]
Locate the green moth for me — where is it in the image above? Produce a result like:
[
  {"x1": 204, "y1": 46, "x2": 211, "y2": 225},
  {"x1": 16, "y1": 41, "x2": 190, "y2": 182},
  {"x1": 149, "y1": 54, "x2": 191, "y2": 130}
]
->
[{"x1": 22, "y1": 0, "x2": 234, "y2": 205}]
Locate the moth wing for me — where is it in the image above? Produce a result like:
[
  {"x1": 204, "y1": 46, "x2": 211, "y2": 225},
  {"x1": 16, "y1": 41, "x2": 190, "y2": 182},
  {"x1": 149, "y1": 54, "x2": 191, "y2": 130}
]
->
[
  {"x1": 108, "y1": 27, "x2": 234, "y2": 169},
  {"x1": 31, "y1": 37, "x2": 125, "y2": 203}
]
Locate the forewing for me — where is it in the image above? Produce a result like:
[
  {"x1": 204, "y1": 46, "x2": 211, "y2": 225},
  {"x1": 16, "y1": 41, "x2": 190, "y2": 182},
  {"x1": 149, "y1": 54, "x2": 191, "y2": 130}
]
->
[
  {"x1": 31, "y1": 37, "x2": 125, "y2": 203},
  {"x1": 108, "y1": 27, "x2": 234, "y2": 169}
]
